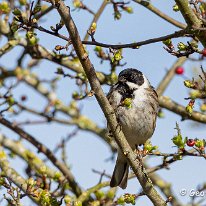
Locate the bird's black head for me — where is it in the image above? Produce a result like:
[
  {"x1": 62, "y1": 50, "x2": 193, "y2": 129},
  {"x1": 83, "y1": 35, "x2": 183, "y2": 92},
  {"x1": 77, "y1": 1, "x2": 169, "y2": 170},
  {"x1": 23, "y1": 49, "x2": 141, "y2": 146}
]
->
[{"x1": 118, "y1": 68, "x2": 144, "y2": 86}]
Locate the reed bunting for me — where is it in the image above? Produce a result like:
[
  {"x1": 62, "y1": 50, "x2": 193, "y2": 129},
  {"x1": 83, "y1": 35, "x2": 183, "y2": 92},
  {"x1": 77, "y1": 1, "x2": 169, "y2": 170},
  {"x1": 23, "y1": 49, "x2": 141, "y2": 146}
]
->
[{"x1": 107, "y1": 68, "x2": 159, "y2": 189}]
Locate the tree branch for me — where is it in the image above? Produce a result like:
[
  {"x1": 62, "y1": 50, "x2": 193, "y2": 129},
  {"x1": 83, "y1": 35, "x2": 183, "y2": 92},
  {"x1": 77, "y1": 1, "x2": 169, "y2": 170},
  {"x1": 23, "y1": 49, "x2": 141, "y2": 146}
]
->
[
  {"x1": 133, "y1": 0, "x2": 186, "y2": 29},
  {"x1": 0, "y1": 116, "x2": 82, "y2": 197},
  {"x1": 159, "y1": 96, "x2": 206, "y2": 123},
  {"x1": 149, "y1": 172, "x2": 182, "y2": 206},
  {"x1": 34, "y1": 24, "x2": 188, "y2": 49},
  {"x1": 82, "y1": 29, "x2": 188, "y2": 49},
  {"x1": 0, "y1": 148, "x2": 39, "y2": 204},
  {"x1": 175, "y1": 0, "x2": 206, "y2": 47},
  {"x1": 175, "y1": 0, "x2": 201, "y2": 27},
  {"x1": 0, "y1": 134, "x2": 66, "y2": 182}
]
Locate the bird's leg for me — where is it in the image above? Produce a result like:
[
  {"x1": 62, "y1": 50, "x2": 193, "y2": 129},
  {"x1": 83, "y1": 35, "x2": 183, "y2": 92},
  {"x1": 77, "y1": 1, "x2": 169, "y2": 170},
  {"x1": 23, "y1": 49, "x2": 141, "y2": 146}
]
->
[{"x1": 135, "y1": 144, "x2": 144, "y2": 163}]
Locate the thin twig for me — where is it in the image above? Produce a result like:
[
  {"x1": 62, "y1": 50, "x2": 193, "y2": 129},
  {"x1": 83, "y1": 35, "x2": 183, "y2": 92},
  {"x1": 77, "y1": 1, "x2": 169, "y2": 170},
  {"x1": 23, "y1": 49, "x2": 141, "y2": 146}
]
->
[
  {"x1": 83, "y1": 0, "x2": 108, "y2": 41},
  {"x1": 34, "y1": 24, "x2": 189, "y2": 49}
]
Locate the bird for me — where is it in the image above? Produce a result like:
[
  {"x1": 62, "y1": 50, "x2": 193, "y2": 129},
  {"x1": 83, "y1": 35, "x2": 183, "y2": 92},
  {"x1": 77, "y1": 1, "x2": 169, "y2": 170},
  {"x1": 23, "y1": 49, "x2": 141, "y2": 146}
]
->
[{"x1": 107, "y1": 68, "x2": 159, "y2": 189}]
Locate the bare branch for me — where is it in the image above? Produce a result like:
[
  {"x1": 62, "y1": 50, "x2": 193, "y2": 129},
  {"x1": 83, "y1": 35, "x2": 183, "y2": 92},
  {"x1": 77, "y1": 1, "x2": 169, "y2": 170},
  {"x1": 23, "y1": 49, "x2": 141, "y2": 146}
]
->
[{"x1": 133, "y1": 0, "x2": 186, "y2": 29}]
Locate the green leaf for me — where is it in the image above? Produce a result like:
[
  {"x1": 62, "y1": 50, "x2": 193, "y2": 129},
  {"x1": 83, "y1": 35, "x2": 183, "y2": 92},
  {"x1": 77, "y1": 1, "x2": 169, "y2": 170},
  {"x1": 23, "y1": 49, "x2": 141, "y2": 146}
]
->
[{"x1": 172, "y1": 134, "x2": 185, "y2": 148}]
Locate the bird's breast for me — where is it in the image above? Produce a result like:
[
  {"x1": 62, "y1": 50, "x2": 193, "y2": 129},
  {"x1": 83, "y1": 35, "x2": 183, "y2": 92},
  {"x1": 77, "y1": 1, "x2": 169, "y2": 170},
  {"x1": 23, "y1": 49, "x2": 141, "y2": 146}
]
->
[
  {"x1": 107, "y1": 85, "x2": 158, "y2": 148},
  {"x1": 116, "y1": 92, "x2": 158, "y2": 147}
]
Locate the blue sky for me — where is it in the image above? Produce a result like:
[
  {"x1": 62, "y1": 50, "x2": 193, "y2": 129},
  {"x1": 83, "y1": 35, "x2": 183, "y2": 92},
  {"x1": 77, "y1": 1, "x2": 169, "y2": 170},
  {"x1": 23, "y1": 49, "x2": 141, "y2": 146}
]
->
[{"x1": 0, "y1": 0, "x2": 206, "y2": 205}]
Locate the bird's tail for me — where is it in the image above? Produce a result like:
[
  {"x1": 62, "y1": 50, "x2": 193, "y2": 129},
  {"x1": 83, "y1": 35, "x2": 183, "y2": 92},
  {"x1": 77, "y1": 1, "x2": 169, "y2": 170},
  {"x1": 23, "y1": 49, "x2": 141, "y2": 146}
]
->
[{"x1": 110, "y1": 153, "x2": 129, "y2": 189}]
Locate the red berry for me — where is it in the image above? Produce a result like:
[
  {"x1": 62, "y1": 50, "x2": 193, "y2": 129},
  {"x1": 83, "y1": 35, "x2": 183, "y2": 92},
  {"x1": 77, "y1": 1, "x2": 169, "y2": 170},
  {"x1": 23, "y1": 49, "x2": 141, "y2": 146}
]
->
[
  {"x1": 175, "y1": 67, "x2": 184, "y2": 75},
  {"x1": 202, "y1": 48, "x2": 206, "y2": 57},
  {"x1": 21, "y1": 95, "x2": 27, "y2": 101},
  {"x1": 186, "y1": 139, "x2": 195, "y2": 147}
]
